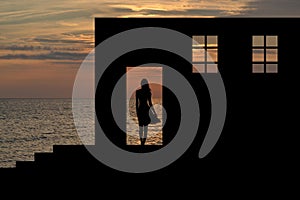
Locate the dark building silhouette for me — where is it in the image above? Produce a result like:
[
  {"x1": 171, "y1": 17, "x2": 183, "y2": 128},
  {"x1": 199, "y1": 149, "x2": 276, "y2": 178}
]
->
[
  {"x1": 2, "y1": 19, "x2": 299, "y2": 184},
  {"x1": 94, "y1": 18, "x2": 298, "y2": 154}
]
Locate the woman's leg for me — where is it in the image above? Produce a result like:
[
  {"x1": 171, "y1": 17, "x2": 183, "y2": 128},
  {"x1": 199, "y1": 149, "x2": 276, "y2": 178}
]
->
[
  {"x1": 139, "y1": 126, "x2": 143, "y2": 145},
  {"x1": 142, "y1": 126, "x2": 148, "y2": 145},
  {"x1": 144, "y1": 126, "x2": 148, "y2": 139}
]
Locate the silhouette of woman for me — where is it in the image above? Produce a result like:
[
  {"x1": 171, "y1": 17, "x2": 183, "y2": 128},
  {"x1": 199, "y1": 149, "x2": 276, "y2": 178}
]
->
[{"x1": 136, "y1": 79, "x2": 156, "y2": 145}]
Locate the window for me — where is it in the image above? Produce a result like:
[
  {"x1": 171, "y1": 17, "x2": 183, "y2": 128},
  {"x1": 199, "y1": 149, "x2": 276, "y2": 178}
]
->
[
  {"x1": 252, "y1": 35, "x2": 278, "y2": 73},
  {"x1": 192, "y1": 35, "x2": 218, "y2": 73}
]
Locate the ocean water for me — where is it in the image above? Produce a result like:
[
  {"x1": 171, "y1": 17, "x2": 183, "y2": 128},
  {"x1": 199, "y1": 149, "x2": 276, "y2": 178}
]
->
[
  {"x1": 127, "y1": 98, "x2": 163, "y2": 145},
  {"x1": 0, "y1": 99, "x2": 94, "y2": 168},
  {"x1": 0, "y1": 98, "x2": 162, "y2": 168}
]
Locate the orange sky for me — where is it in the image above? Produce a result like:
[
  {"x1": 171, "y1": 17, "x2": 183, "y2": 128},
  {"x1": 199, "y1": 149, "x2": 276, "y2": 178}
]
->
[
  {"x1": 0, "y1": 59, "x2": 79, "y2": 98},
  {"x1": 127, "y1": 67, "x2": 162, "y2": 99},
  {"x1": 0, "y1": 0, "x2": 296, "y2": 97}
]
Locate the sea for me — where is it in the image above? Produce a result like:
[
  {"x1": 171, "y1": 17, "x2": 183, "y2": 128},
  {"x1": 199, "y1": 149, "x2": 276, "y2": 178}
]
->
[
  {"x1": 0, "y1": 98, "x2": 163, "y2": 168},
  {"x1": 0, "y1": 98, "x2": 94, "y2": 168}
]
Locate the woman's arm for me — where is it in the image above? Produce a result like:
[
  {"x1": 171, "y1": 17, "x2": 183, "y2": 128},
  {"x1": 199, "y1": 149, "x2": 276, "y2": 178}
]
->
[{"x1": 148, "y1": 93, "x2": 153, "y2": 107}]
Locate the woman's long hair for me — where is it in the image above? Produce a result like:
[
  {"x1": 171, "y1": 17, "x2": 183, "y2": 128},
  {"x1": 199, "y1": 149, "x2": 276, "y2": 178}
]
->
[{"x1": 141, "y1": 78, "x2": 151, "y2": 93}]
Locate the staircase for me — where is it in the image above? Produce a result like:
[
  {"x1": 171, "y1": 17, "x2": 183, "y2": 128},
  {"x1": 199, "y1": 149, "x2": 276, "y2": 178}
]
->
[{"x1": 15, "y1": 145, "x2": 97, "y2": 167}]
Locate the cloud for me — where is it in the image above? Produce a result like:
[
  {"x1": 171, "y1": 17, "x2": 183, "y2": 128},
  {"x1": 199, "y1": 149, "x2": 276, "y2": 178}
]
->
[
  {"x1": 0, "y1": 30, "x2": 93, "y2": 63},
  {"x1": 138, "y1": 8, "x2": 227, "y2": 16},
  {"x1": 29, "y1": 31, "x2": 94, "y2": 48},
  {"x1": 63, "y1": 30, "x2": 93, "y2": 36},
  {"x1": 111, "y1": 7, "x2": 135, "y2": 13},
  {"x1": 0, "y1": 8, "x2": 92, "y2": 25},
  {"x1": 57, "y1": 21, "x2": 79, "y2": 27},
  {"x1": 108, "y1": 0, "x2": 255, "y2": 17},
  {"x1": 1, "y1": 45, "x2": 36, "y2": 51},
  {"x1": 0, "y1": 45, "x2": 85, "y2": 51},
  {"x1": 0, "y1": 51, "x2": 88, "y2": 60},
  {"x1": 111, "y1": 7, "x2": 223, "y2": 17},
  {"x1": 33, "y1": 38, "x2": 89, "y2": 44},
  {"x1": 105, "y1": 0, "x2": 300, "y2": 17},
  {"x1": 243, "y1": 0, "x2": 300, "y2": 16}
]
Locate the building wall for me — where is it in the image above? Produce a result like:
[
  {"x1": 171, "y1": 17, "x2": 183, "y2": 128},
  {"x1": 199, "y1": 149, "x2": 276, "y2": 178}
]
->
[{"x1": 95, "y1": 18, "x2": 299, "y2": 157}]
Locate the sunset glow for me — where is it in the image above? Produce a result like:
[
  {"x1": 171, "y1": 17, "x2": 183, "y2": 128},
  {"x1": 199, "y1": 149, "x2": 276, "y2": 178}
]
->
[{"x1": 0, "y1": 0, "x2": 297, "y2": 97}]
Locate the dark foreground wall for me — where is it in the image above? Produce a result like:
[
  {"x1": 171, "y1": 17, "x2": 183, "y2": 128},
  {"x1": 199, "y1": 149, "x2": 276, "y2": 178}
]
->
[{"x1": 1, "y1": 19, "x2": 299, "y2": 193}]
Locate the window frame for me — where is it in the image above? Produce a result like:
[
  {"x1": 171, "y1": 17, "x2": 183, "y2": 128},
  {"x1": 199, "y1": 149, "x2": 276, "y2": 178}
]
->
[
  {"x1": 252, "y1": 35, "x2": 278, "y2": 73},
  {"x1": 192, "y1": 35, "x2": 218, "y2": 73}
]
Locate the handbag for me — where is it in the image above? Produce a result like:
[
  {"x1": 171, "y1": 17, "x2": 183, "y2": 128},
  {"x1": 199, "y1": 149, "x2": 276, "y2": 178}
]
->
[{"x1": 149, "y1": 108, "x2": 161, "y2": 124}]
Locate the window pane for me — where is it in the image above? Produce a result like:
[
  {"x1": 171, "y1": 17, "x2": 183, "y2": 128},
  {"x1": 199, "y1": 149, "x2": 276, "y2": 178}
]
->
[
  {"x1": 207, "y1": 49, "x2": 218, "y2": 62},
  {"x1": 207, "y1": 64, "x2": 218, "y2": 73},
  {"x1": 253, "y1": 49, "x2": 264, "y2": 62},
  {"x1": 266, "y1": 36, "x2": 278, "y2": 47},
  {"x1": 253, "y1": 36, "x2": 264, "y2": 47},
  {"x1": 266, "y1": 64, "x2": 278, "y2": 73},
  {"x1": 192, "y1": 36, "x2": 205, "y2": 47},
  {"x1": 193, "y1": 64, "x2": 205, "y2": 73},
  {"x1": 252, "y1": 64, "x2": 264, "y2": 73},
  {"x1": 207, "y1": 36, "x2": 218, "y2": 47},
  {"x1": 266, "y1": 49, "x2": 278, "y2": 62},
  {"x1": 192, "y1": 48, "x2": 205, "y2": 62}
]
